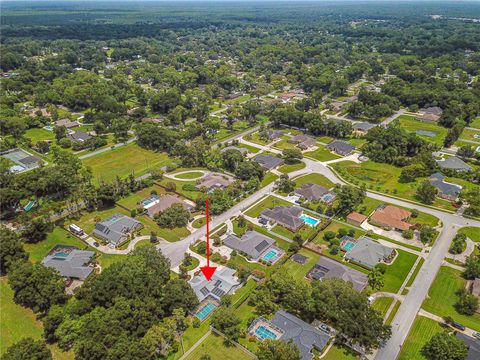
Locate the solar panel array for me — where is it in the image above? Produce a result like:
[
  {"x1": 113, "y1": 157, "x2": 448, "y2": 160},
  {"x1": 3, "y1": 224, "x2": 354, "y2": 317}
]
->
[{"x1": 254, "y1": 240, "x2": 269, "y2": 252}]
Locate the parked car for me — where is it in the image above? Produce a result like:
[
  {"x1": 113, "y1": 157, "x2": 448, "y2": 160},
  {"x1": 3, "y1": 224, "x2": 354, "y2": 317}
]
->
[
  {"x1": 93, "y1": 242, "x2": 99, "y2": 247},
  {"x1": 473, "y1": 332, "x2": 480, "y2": 340},
  {"x1": 451, "y1": 321, "x2": 466, "y2": 331}
]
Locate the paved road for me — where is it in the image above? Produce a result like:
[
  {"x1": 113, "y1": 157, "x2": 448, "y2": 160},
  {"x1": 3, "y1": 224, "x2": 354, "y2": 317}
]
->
[{"x1": 78, "y1": 136, "x2": 137, "y2": 160}]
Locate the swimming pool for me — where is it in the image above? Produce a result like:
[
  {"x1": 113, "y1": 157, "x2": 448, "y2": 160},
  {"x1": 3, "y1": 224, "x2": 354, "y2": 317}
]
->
[
  {"x1": 195, "y1": 303, "x2": 217, "y2": 321},
  {"x1": 343, "y1": 242, "x2": 356, "y2": 251},
  {"x1": 321, "y1": 193, "x2": 335, "y2": 203},
  {"x1": 300, "y1": 214, "x2": 320, "y2": 227},
  {"x1": 262, "y1": 249, "x2": 278, "y2": 262},
  {"x1": 255, "y1": 325, "x2": 278, "y2": 340}
]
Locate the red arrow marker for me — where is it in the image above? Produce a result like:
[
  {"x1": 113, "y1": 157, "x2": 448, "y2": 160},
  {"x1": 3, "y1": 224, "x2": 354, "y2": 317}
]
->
[{"x1": 200, "y1": 198, "x2": 217, "y2": 281}]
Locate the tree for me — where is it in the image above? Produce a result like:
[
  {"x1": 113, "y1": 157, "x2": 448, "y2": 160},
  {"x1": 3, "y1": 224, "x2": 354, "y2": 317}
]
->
[
  {"x1": 335, "y1": 185, "x2": 365, "y2": 215},
  {"x1": 275, "y1": 174, "x2": 295, "y2": 194},
  {"x1": 419, "y1": 226, "x2": 436, "y2": 244},
  {"x1": 155, "y1": 203, "x2": 190, "y2": 229},
  {"x1": 21, "y1": 217, "x2": 53, "y2": 244},
  {"x1": 257, "y1": 339, "x2": 301, "y2": 360},
  {"x1": 449, "y1": 234, "x2": 466, "y2": 255},
  {"x1": 402, "y1": 229, "x2": 414, "y2": 239},
  {"x1": 282, "y1": 148, "x2": 303, "y2": 164},
  {"x1": 416, "y1": 181, "x2": 437, "y2": 205},
  {"x1": 1, "y1": 338, "x2": 52, "y2": 360},
  {"x1": 368, "y1": 268, "x2": 385, "y2": 290},
  {"x1": 421, "y1": 332, "x2": 468, "y2": 360},
  {"x1": 162, "y1": 279, "x2": 199, "y2": 315},
  {"x1": 0, "y1": 226, "x2": 28, "y2": 275},
  {"x1": 8, "y1": 261, "x2": 67, "y2": 314},
  {"x1": 455, "y1": 288, "x2": 479, "y2": 316},
  {"x1": 210, "y1": 307, "x2": 241, "y2": 341},
  {"x1": 464, "y1": 254, "x2": 480, "y2": 280}
]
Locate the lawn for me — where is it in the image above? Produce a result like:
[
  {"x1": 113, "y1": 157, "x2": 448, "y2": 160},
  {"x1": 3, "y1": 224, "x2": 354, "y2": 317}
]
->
[
  {"x1": 278, "y1": 161, "x2": 306, "y2": 174},
  {"x1": 395, "y1": 115, "x2": 448, "y2": 146},
  {"x1": 458, "y1": 227, "x2": 480, "y2": 242},
  {"x1": 0, "y1": 277, "x2": 74, "y2": 359},
  {"x1": 334, "y1": 160, "x2": 455, "y2": 212},
  {"x1": 382, "y1": 250, "x2": 418, "y2": 293},
  {"x1": 246, "y1": 132, "x2": 271, "y2": 145},
  {"x1": 304, "y1": 145, "x2": 341, "y2": 162},
  {"x1": 192, "y1": 217, "x2": 206, "y2": 229},
  {"x1": 459, "y1": 128, "x2": 480, "y2": 143},
  {"x1": 244, "y1": 195, "x2": 292, "y2": 218},
  {"x1": 292, "y1": 173, "x2": 336, "y2": 189},
  {"x1": 158, "y1": 178, "x2": 200, "y2": 200},
  {"x1": 422, "y1": 266, "x2": 480, "y2": 331},
  {"x1": 260, "y1": 172, "x2": 278, "y2": 187},
  {"x1": 272, "y1": 138, "x2": 297, "y2": 150},
  {"x1": 398, "y1": 316, "x2": 445, "y2": 360},
  {"x1": 184, "y1": 333, "x2": 253, "y2": 360},
  {"x1": 174, "y1": 171, "x2": 205, "y2": 180},
  {"x1": 372, "y1": 297, "x2": 394, "y2": 318},
  {"x1": 322, "y1": 344, "x2": 359, "y2": 360},
  {"x1": 225, "y1": 94, "x2": 253, "y2": 105},
  {"x1": 82, "y1": 143, "x2": 172, "y2": 184},
  {"x1": 237, "y1": 143, "x2": 261, "y2": 153},
  {"x1": 24, "y1": 127, "x2": 55, "y2": 142},
  {"x1": 283, "y1": 249, "x2": 321, "y2": 282},
  {"x1": 173, "y1": 320, "x2": 211, "y2": 359},
  {"x1": 116, "y1": 184, "x2": 166, "y2": 210},
  {"x1": 357, "y1": 197, "x2": 383, "y2": 216},
  {"x1": 470, "y1": 117, "x2": 480, "y2": 129}
]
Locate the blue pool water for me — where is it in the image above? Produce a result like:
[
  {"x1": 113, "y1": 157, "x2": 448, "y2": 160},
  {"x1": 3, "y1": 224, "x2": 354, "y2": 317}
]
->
[
  {"x1": 195, "y1": 303, "x2": 217, "y2": 321},
  {"x1": 255, "y1": 326, "x2": 277, "y2": 340},
  {"x1": 344, "y1": 242, "x2": 356, "y2": 251},
  {"x1": 54, "y1": 252, "x2": 70, "y2": 257},
  {"x1": 322, "y1": 193, "x2": 335, "y2": 203},
  {"x1": 262, "y1": 250, "x2": 278, "y2": 262},
  {"x1": 300, "y1": 214, "x2": 320, "y2": 226}
]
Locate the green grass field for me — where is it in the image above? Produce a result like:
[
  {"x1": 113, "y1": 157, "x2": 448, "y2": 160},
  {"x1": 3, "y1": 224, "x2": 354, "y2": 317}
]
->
[
  {"x1": 292, "y1": 173, "x2": 335, "y2": 189},
  {"x1": 283, "y1": 248, "x2": 321, "y2": 282},
  {"x1": 244, "y1": 196, "x2": 292, "y2": 218},
  {"x1": 459, "y1": 128, "x2": 480, "y2": 143},
  {"x1": 116, "y1": 184, "x2": 166, "y2": 210},
  {"x1": 192, "y1": 217, "x2": 206, "y2": 228},
  {"x1": 470, "y1": 117, "x2": 480, "y2": 129},
  {"x1": 334, "y1": 160, "x2": 455, "y2": 212},
  {"x1": 304, "y1": 145, "x2": 341, "y2": 162},
  {"x1": 24, "y1": 127, "x2": 55, "y2": 142},
  {"x1": 237, "y1": 143, "x2": 261, "y2": 153},
  {"x1": 422, "y1": 266, "x2": 480, "y2": 331},
  {"x1": 372, "y1": 297, "x2": 394, "y2": 318},
  {"x1": 83, "y1": 143, "x2": 172, "y2": 184},
  {"x1": 395, "y1": 115, "x2": 448, "y2": 146},
  {"x1": 322, "y1": 344, "x2": 359, "y2": 360},
  {"x1": 398, "y1": 316, "x2": 445, "y2": 360},
  {"x1": 278, "y1": 161, "x2": 306, "y2": 174},
  {"x1": 174, "y1": 171, "x2": 205, "y2": 179},
  {"x1": 260, "y1": 172, "x2": 278, "y2": 187},
  {"x1": 458, "y1": 227, "x2": 480, "y2": 242},
  {"x1": 382, "y1": 250, "x2": 418, "y2": 293}
]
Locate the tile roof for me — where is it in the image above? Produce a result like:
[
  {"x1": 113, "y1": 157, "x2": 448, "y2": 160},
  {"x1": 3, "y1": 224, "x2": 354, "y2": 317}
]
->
[
  {"x1": 224, "y1": 230, "x2": 275, "y2": 260},
  {"x1": 271, "y1": 310, "x2": 331, "y2": 360},
  {"x1": 344, "y1": 236, "x2": 394, "y2": 269},
  {"x1": 370, "y1": 205, "x2": 412, "y2": 231},
  {"x1": 347, "y1": 212, "x2": 368, "y2": 224}
]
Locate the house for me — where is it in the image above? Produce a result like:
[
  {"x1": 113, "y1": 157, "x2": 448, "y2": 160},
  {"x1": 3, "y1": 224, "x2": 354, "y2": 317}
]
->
[
  {"x1": 253, "y1": 154, "x2": 284, "y2": 170},
  {"x1": 417, "y1": 107, "x2": 443, "y2": 122},
  {"x1": 370, "y1": 205, "x2": 412, "y2": 232},
  {"x1": 279, "y1": 92, "x2": 297, "y2": 102},
  {"x1": 41, "y1": 246, "x2": 95, "y2": 280},
  {"x1": 196, "y1": 173, "x2": 233, "y2": 192},
  {"x1": 436, "y1": 157, "x2": 472, "y2": 172},
  {"x1": 189, "y1": 267, "x2": 241, "y2": 302},
  {"x1": 55, "y1": 119, "x2": 80, "y2": 129},
  {"x1": 344, "y1": 236, "x2": 395, "y2": 269},
  {"x1": 329, "y1": 100, "x2": 345, "y2": 112},
  {"x1": 289, "y1": 135, "x2": 317, "y2": 150},
  {"x1": 220, "y1": 146, "x2": 249, "y2": 155},
  {"x1": 428, "y1": 173, "x2": 462, "y2": 201},
  {"x1": 18, "y1": 155, "x2": 42, "y2": 169},
  {"x1": 271, "y1": 310, "x2": 331, "y2": 360},
  {"x1": 456, "y1": 333, "x2": 480, "y2": 360},
  {"x1": 353, "y1": 122, "x2": 376, "y2": 135},
  {"x1": 261, "y1": 206, "x2": 304, "y2": 232},
  {"x1": 267, "y1": 130, "x2": 284, "y2": 141},
  {"x1": 346, "y1": 212, "x2": 368, "y2": 227},
  {"x1": 470, "y1": 278, "x2": 480, "y2": 299},
  {"x1": 93, "y1": 214, "x2": 143, "y2": 247},
  {"x1": 294, "y1": 183, "x2": 336, "y2": 204},
  {"x1": 326, "y1": 140, "x2": 355, "y2": 156},
  {"x1": 66, "y1": 131, "x2": 92, "y2": 143},
  {"x1": 144, "y1": 194, "x2": 192, "y2": 218},
  {"x1": 307, "y1": 257, "x2": 368, "y2": 291},
  {"x1": 224, "y1": 231, "x2": 275, "y2": 261}
]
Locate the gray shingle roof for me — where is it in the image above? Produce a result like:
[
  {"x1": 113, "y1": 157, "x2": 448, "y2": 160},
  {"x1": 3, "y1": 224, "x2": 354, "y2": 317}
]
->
[
  {"x1": 253, "y1": 154, "x2": 284, "y2": 170},
  {"x1": 220, "y1": 146, "x2": 249, "y2": 155},
  {"x1": 436, "y1": 157, "x2": 472, "y2": 172},
  {"x1": 429, "y1": 173, "x2": 462, "y2": 198},
  {"x1": 271, "y1": 310, "x2": 331, "y2": 360},
  {"x1": 93, "y1": 214, "x2": 142, "y2": 246},
  {"x1": 294, "y1": 183, "x2": 333, "y2": 202},
  {"x1": 326, "y1": 140, "x2": 355, "y2": 155},
  {"x1": 189, "y1": 267, "x2": 240, "y2": 302},
  {"x1": 42, "y1": 248, "x2": 95, "y2": 280},
  {"x1": 456, "y1": 333, "x2": 480, "y2": 360},
  {"x1": 344, "y1": 236, "x2": 394, "y2": 269},
  {"x1": 261, "y1": 206, "x2": 304, "y2": 231},
  {"x1": 353, "y1": 122, "x2": 376, "y2": 132},
  {"x1": 310, "y1": 257, "x2": 368, "y2": 291},
  {"x1": 224, "y1": 230, "x2": 275, "y2": 260},
  {"x1": 67, "y1": 131, "x2": 92, "y2": 142}
]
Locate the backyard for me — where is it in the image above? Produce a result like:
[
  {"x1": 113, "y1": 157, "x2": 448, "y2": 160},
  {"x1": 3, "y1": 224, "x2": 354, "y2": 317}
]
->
[
  {"x1": 184, "y1": 333, "x2": 254, "y2": 360},
  {"x1": 82, "y1": 143, "x2": 172, "y2": 184},
  {"x1": 282, "y1": 248, "x2": 321, "y2": 282},
  {"x1": 394, "y1": 115, "x2": 448, "y2": 146},
  {"x1": 422, "y1": 266, "x2": 480, "y2": 332}
]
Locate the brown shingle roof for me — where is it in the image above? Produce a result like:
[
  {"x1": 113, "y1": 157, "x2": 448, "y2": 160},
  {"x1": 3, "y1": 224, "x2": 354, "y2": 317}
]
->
[
  {"x1": 370, "y1": 205, "x2": 412, "y2": 231},
  {"x1": 347, "y1": 212, "x2": 367, "y2": 223}
]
